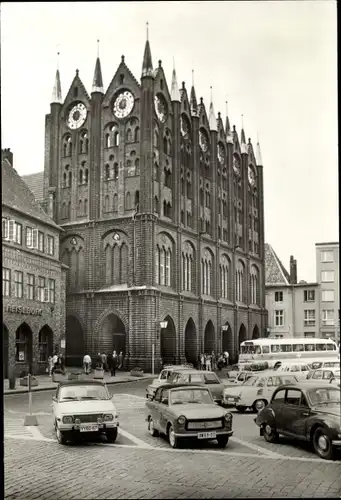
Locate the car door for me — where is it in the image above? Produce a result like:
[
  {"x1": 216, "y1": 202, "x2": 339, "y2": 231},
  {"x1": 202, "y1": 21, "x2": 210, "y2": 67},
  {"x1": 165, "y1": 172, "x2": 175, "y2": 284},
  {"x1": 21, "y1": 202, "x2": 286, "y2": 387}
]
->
[
  {"x1": 52, "y1": 386, "x2": 59, "y2": 420},
  {"x1": 281, "y1": 388, "x2": 309, "y2": 438},
  {"x1": 150, "y1": 388, "x2": 163, "y2": 430},
  {"x1": 158, "y1": 388, "x2": 170, "y2": 433},
  {"x1": 267, "y1": 388, "x2": 286, "y2": 431}
]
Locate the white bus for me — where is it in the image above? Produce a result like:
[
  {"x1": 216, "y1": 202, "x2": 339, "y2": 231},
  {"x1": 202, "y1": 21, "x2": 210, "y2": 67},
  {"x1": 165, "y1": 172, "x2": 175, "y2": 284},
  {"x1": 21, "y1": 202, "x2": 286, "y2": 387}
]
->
[{"x1": 239, "y1": 337, "x2": 339, "y2": 369}]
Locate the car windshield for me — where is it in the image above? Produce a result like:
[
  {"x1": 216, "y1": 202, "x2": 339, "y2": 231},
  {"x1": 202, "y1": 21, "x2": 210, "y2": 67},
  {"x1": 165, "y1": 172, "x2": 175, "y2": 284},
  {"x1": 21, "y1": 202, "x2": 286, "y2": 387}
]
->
[
  {"x1": 59, "y1": 384, "x2": 109, "y2": 401},
  {"x1": 307, "y1": 387, "x2": 340, "y2": 406},
  {"x1": 170, "y1": 388, "x2": 213, "y2": 405},
  {"x1": 243, "y1": 376, "x2": 260, "y2": 386},
  {"x1": 203, "y1": 373, "x2": 220, "y2": 384}
]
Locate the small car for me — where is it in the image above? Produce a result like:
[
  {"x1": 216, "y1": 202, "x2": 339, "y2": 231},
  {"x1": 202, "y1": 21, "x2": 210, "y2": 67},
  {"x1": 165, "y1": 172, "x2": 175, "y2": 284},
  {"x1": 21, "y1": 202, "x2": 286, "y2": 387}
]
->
[
  {"x1": 308, "y1": 360, "x2": 339, "y2": 370},
  {"x1": 274, "y1": 362, "x2": 310, "y2": 379},
  {"x1": 222, "y1": 372, "x2": 299, "y2": 412},
  {"x1": 145, "y1": 383, "x2": 233, "y2": 448},
  {"x1": 146, "y1": 365, "x2": 194, "y2": 400},
  {"x1": 306, "y1": 368, "x2": 340, "y2": 382},
  {"x1": 226, "y1": 371, "x2": 256, "y2": 386},
  {"x1": 255, "y1": 381, "x2": 341, "y2": 460},
  {"x1": 167, "y1": 370, "x2": 227, "y2": 405},
  {"x1": 52, "y1": 380, "x2": 119, "y2": 445}
]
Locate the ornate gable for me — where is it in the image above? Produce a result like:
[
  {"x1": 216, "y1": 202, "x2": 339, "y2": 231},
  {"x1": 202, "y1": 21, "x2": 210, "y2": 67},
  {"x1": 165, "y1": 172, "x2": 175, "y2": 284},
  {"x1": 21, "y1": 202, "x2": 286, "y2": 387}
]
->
[
  {"x1": 63, "y1": 71, "x2": 90, "y2": 112},
  {"x1": 217, "y1": 112, "x2": 225, "y2": 142},
  {"x1": 247, "y1": 140, "x2": 257, "y2": 165},
  {"x1": 103, "y1": 57, "x2": 140, "y2": 108},
  {"x1": 265, "y1": 243, "x2": 290, "y2": 286}
]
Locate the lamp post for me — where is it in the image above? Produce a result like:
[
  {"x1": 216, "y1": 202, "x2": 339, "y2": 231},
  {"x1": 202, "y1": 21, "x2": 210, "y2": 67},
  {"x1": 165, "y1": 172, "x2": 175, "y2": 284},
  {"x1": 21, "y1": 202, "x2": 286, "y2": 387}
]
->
[{"x1": 152, "y1": 320, "x2": 168, "y2": 375}]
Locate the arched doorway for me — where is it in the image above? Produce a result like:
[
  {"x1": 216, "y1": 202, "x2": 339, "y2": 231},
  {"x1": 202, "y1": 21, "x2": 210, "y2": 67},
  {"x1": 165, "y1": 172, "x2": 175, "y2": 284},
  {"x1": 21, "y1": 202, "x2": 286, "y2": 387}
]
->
[
  {"x1": 66, "y1": 315, "x2": 84, "y2": 366},
  {"x1": 15, "y1": 323, "x2": 33, "y2": 372},
  {"x1": 3, "y1": 324, "x2": 9, "y2": 378},
  {"x1": 252, "y1": 325, "x2": 260, "y2": 339},
  {"x1": 160, "y1": 315, "x2": 176, "y2": 365},
  {"x1": 184, "y1": 318, "x2": 197, "y2": 365},
  {"x1": 204, "y1": 320, "x2": 215, "y2": 353},
  {"x1": 38, "y1": 325, "x2": 53, "y2": 367},
  {"x1": 101, "y1": 314, "x2": 126, "y2": 356},
  {"x1": 238, "y1": 323, "x2": 247, "y2": 347},
  {"x1": 222, "y1": 322, "x2": 233, "y2": 354}
]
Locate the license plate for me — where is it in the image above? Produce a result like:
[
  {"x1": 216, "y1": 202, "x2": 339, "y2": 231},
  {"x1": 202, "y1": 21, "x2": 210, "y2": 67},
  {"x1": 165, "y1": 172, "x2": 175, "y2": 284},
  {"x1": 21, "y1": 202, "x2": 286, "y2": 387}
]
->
[
  {"x1": 198, "y1": 431, "x2": 216, "y2": 439},
  {"x1": 228, "y1": 397, "x2": 236, "y2": 402},
  {"x1": 80, "y1": 425, "x2": 99, "y2": 432}
]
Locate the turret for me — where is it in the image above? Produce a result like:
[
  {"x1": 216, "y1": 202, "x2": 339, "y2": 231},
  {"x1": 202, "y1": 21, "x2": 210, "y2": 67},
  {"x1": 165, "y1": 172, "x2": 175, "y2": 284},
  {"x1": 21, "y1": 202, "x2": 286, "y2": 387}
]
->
[
  {"x1": 208, "y1": 87, "x2": 217, "y2": 131},
  {"x1": 141, "y1": 23, "x2": 153, "y2": 78},
  {"x1": 170, "y1": 60, "x2": 180, "y2": 102},
  {"x1": 190, "y1": 70, "x2": 198, "y2": 116},
  {"x1": 92, "y1": 40, "x2": 104, "y2": 94},
  {"x1": 51, "y1": 54, "x2": 62, "y2": 104}
]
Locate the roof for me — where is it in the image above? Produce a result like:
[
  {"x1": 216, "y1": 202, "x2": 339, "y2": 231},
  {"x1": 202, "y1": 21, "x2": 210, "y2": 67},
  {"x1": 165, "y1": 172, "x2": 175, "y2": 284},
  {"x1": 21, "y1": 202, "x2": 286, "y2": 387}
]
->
[
  {"x1": 242, "y1": 337, "x2": 336, "y2": 344},
  {"x1": 265, "y1": 243, "x2": 291, "y2": 286},
  {"x1": 154, "y1": 383, "x2": 211, "y2": 392},
  {"x1": 58, "y1": 379, "x2": 106, "y2": 387},
  {"x1": 2, "y1": 161, "x2": 60, "y2": 230},
  {"x1": 21, "y1": 171, "x2": 44, "y2": 201}
]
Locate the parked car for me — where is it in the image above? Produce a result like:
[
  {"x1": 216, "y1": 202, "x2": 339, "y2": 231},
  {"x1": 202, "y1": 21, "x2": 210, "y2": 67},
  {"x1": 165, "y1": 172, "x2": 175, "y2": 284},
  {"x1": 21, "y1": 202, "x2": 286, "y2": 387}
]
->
[
  {"x1": 309, "y1": 360, "x2": 340, "y2": 370},
  {"x1": 226, "y1": 371, "x2": 256, "y2": 386},
  {"x1": 274, "y1": 362, "x2": 310, "y2": 379},
  {"x1": 222, "y1": 372, "x2": 299, "y2": 412},
  {"x1": 255, "y1": 382, "x2": 341, "y2": 460},
  {"x1": 146, "y1": 365, "x2": 194, "y2": 400},
  {"x1": 167, "y1": 370, "x2": 227, "y2": 405},
  {"x1": 52, "y1": 380, "x2": 119, "y2": 445},
  {"x1": 306, "y1": 368, "x2": 340, "y2": 382},
  {"x1": 145, "y1": 383, "x2": 233, "y2": 448}
]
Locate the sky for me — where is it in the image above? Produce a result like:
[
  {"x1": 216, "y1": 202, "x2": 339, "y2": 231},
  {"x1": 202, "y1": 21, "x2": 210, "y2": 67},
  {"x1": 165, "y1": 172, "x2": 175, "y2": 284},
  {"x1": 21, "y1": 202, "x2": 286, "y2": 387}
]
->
[{"x1": 1, "y1": 1, "x2": 338, "y2": 282}]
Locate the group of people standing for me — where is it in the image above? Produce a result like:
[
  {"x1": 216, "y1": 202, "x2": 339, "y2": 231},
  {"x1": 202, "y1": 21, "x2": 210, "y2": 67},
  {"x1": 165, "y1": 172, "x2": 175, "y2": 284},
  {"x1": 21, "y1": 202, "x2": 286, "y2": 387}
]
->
[
  {"x1": 48, "y1": 352, "x2": 65, "y2": 376},
  {"x1": 197, "y1": 351, "x2": 230, "y2": 371},
  {"x1": 83, "y1": 351, "x2": 125, "y2": 376}
]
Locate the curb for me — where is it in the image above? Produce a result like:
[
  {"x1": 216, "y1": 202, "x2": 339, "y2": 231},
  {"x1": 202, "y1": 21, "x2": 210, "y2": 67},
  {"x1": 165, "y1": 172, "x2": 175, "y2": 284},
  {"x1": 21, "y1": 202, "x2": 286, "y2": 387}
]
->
[{"x1": 4, "y1": 376, "x2": 155, "y2": 395}]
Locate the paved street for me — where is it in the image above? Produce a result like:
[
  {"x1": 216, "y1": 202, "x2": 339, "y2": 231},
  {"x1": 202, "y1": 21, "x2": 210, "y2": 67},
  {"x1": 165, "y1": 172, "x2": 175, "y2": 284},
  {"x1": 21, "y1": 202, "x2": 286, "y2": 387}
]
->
[{"x1": 4, "y1": 380, "x2": 341, "y2": 499}]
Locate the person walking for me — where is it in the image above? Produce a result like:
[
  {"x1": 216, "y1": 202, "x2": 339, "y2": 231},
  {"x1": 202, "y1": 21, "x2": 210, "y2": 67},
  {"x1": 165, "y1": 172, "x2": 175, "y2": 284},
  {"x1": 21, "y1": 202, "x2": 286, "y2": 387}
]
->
[
  {"x1": 206, "y1": 353, "x2": 212, "y2": 371},
  {"x1": 211, "y1": 351, "x2": 216, "y2": 371},
  {"x1": 118, "y1": 350, "x2": 123, "y2": 370},
  {"x1": 101, "y1": 352, "x2": 107, "y2": 371},
  {"x1": 59, "y1": 352, "x2": 65, "y2": 374},
  {"x1": 51, "y1": 352, "x2": 59, "y2": 375},
  {"x1": 200, "y1": 353, "x2": 205, "y2": 371},
  {"x1": 224, "y1": 350, "x2": 229, "y2": 367},
  {"x1": 48, "y1": 356, "x2": 53, "y2": 376},
  {"x1": 95, "y1": 353, "x2": 103, "y2": 370},
  {"x1": 83, "y1": 354, "x2": 91, "y2": 374},
  {"x1": 111, "y1": 350, "x2": 118, "y2": 376}
]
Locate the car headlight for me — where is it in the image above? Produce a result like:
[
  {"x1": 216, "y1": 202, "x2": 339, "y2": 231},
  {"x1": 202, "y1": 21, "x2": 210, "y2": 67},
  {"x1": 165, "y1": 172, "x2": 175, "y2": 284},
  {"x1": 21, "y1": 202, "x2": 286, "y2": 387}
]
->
[
  {"x1": 177, "y1": 415, "x2": 186, "y2": 425},
  {"x1": 104, "y1": 414, "x2": 114, "y2": 421},
  {"x1": 62, "y1": 416, "x2": 74, "y2": 424},
  {"x1": 224, "y1": 412, "x2": 232, "y2": 422}
]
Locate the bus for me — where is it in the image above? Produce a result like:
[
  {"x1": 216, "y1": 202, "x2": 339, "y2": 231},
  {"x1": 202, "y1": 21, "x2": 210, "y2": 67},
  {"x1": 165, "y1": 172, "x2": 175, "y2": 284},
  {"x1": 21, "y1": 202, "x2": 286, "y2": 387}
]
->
[{"x1": 239, "y1": 337, "x2": 339, "y2": 369}]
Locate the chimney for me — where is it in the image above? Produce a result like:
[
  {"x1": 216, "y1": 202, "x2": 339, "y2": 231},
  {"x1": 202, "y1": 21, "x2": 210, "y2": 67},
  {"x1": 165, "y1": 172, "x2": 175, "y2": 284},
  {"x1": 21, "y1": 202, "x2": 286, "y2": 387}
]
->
[
  {"x1": 290, "y1": 255, "x2": 297, "y2": 284},
  {"x1": 2, "y1": 148, "x2": 13, "y2": 166}
]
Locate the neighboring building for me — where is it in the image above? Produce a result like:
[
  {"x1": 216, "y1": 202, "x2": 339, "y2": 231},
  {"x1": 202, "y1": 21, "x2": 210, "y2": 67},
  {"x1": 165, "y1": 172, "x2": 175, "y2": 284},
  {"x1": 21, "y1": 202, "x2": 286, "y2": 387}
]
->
[
  {"x1": 265, "y1": 244, "x2": 320, "y2": 339},
  {"x1": 2, "y1": 149, "x2": 67, "y2": 377},
  {"x1": 22, "y1": 37, "x2": 267, "y2": 370},
  {"x1": 315, "y1": 242, "x2": 339, "y2": 343}
]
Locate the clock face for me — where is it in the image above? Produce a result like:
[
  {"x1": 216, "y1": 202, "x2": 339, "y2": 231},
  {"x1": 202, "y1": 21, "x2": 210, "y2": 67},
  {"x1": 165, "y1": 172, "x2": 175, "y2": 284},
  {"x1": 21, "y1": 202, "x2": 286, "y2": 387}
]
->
[
  {"x1": 180, "y1": 115, "x2": 190, "y2": 138},
  {"x1": 233, "y1": 155, "x2": 241, "y2": 176},
  {"x1": 248, "y1": 165, "x2": 256, "y2": 186},
  {"x1": 70, "y1": 237, "x2": 77, "y2": 245},
  {"x1": 154, "y1": 94, "x2": 168, "y2": 123},
  {"x1": 113, "y1": 232, "x2": 120, "y2": 241},
  {"x1": 67, "y1": 103, "x2": 87, "y2": 130},
  {"x1": 199, "y1": 130, "x2": 209, "y2": 152},
  {"x1": 113, "y1": 91, "x2": 134, "y2": 119},
  {"x1": 217, "y1": 144, "x2": 225, "y2": 163}
]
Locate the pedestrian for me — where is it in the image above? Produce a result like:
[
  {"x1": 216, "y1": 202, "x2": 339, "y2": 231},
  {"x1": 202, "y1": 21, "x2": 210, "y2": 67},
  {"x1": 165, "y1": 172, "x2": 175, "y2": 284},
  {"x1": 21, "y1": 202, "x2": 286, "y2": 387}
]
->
[
  {"x1": 83, "y1": 354, "x2": 91, "y2": 374},
  {"x1": 59, "y1": 352, "x2": 65, "y2": 374},
  {"x1": 197, "y1": 354, "x2": 201, "y2": 370},
  {"x1": 206, "y1": 353, "x2": 212, "y2": 371},
  {"x1": 47, "y1": 356, "x2": 53, "y2": 376},
  {"x1": 95, "y1": 353, "x2": 103, "y2": 370},
  {"x1": 101, "y1": 352, "x2": 107, "y2": 371},
  {"x1": 200, "y1": 353, "x2": 205, "y2": 371},
  {"x1": 224, "y1": 350, "x2": 229, "y2": 366},
  {"x1": 51, "y1": 352, "x2": 59, "y2": 375},
  {"x1": 211, "y1": 351, "x2": 216, "y2": 371},
  {"x1": 111, "y1": 350, "x2": 118, "y2": 376},
  {"x1": 118, "y1": 350, "x2": 123, "y2": 370}
]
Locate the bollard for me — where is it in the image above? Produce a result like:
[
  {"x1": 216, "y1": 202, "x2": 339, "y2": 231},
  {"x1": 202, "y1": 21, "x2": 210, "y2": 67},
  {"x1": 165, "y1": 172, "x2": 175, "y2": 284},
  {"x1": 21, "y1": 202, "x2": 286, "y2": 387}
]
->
[{"x1": 24, "y1": 374, "x2": 38, "y2": 426}]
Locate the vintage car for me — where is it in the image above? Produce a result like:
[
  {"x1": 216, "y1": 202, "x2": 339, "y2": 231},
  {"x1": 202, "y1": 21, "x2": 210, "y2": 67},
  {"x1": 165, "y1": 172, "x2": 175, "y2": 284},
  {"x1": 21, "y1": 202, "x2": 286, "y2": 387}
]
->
[
  {"x1": 309, "y1": 360, "x2": 340, "y2": 370},
  {"x1": 274, "y1": 362, "x2": 311, "y2": 379},
  {"x1": 226, "y1": 371, "x2": 258, "y2": 386},
  {"x1": 145, "y1": 383, "x2": 233, "y2": 448},
  {"x1": 222, "y1": 372, "x2": 299, "y2": 412},
  {"x1": 306, "y1": 368, "x2": 340, "y2": 382},
  {"x1": 167, "y1": 370, "x2": 227, "y2": 405},
  {"x1": 146, "y1": 365, "x2": 194, "y2": 400},
  {"x1": 52, "y1": 380, "x2": 119, "y2": 445},
  {"x1": 255, "y1": 382, "x2": 341, "y2": 460}
]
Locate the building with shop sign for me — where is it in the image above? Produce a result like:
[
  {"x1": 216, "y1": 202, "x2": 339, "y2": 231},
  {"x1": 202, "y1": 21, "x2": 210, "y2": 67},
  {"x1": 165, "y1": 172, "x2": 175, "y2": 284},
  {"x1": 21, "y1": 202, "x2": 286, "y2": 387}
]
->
[
  {"x1": 2, "y1": 149, "x2": 67, "y2": 377},
  {"x1": 22, "y1": 36, "x2": 267, "y2": 370}
]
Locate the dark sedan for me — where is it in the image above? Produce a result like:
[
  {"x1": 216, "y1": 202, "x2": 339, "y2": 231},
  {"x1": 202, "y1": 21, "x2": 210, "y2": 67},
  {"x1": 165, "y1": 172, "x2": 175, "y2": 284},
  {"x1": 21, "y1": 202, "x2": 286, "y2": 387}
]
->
[{"x1": 255, "y1": 382, "x2": 341, "y2": 460}]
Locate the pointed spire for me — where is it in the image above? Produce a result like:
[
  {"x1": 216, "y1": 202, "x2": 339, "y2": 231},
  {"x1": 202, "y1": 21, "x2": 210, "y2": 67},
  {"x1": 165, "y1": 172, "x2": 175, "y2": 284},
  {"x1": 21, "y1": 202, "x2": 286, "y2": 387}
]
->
[
  {"x1": 256, "y1": 136, "x2": 263, "y2": 166},
  {"x1": 142, "y1": 22, "x2": 153, "y2": 77},
  {"x1": 170, "y1": 58, "x2": 180, "y2": 102},
  {"x1": 208, "y1": 87, "x2": 217, "y2": 131},
  {"x1": 92, "y1": 39, "x2": 104, "y2": 93},
  {"x1": 51, "y1": 52, "x2": 62, "y2": 104},
  {"x1": 240, "y1": 114, "x2": 246, "y2": 144},
  {"x1": 225, "y1": 101, "x2": 230, "y2": 133},
  {"x1": 190, "y1": 70, "x2": 198, "y2": 116}
]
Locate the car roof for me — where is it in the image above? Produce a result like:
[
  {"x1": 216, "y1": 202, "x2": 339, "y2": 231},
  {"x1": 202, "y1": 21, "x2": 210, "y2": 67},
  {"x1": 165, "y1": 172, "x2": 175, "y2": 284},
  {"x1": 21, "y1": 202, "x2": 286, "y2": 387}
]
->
[
  {"x1": 154, "y1": 383, "x2": 211, "y2": 391},
  {"x1": 58, "y1": 379, "x2": 106, "y2": 387},
  {"x1": 274, "y1": 381, "x2": 339, "y2": 391}
]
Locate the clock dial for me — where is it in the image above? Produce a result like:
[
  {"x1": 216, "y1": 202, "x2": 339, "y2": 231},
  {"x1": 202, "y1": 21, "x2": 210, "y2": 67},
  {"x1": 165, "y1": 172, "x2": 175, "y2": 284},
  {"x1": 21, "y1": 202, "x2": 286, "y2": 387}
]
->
[
  {"x1": 199, "y1": 130, "x2": 209, "y2": 152},
  {"x1": 180, "y1": 115, "x2": 190, "y2": 138},
  {"x1": 217, "y1": 143, "x2": 225, "y2": 163},
  {"x1": 113, "y1": 91, "x2": 134, "y2": 119},
  {"x1": 67, "y1": 103, "x2": 87, "y2": 130},
  {"x1": 154, "y1": 94, "x2": 168, "y2": 123},
  {"x1": 233, "y1": 155, "x2": 241, "y2": 176},
  {"x1": 113, "y1": 232, "x2": 120, "y2": 241},
  {"x1": 248, "y1": 165, "x2": 256, "y2": 186},
  {"x1": 70, "y1": 237, "x2": 77, "y2": 245}
]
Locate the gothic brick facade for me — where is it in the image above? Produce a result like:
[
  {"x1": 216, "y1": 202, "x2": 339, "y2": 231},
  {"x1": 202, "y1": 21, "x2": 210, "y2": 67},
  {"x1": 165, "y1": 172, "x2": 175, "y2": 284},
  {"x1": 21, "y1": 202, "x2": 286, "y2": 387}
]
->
[{"x1": 28, "y1": 39, "x2": 268, "y2": 370}]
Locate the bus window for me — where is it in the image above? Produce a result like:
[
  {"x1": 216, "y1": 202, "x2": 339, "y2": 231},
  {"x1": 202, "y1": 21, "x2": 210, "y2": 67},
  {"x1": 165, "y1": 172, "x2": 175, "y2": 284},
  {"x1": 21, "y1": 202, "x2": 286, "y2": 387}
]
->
[
  {"x1": 271, "y1": 345, "x2": 280, "y2": 353},
  {"x1": 262, "y1": 346, "x2": 270, "y2": 354},
  {"x1": 282, "y1": 344, "x2": 292, "y2": 352},
  {"x1": 326, "y1": 344, "x2": 335, "y2": 351},
  {"x1": 255, "y1": 346, "x2": 261, "y2": 354},
  {"x1": 316, "y1": 343, "x2": 326, "y2": 351},
  {"x1": 293, "y1": 344, "x2": 304, "y2": 352},
  {"x1": 304, "y1": 343, "x2": 315, "y2": 352}
]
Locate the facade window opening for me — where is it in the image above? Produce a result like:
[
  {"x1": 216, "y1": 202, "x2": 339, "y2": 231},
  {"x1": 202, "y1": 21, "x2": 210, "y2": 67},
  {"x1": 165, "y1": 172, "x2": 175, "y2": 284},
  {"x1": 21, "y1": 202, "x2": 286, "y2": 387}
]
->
[
  {"x1": 126, "y1": 129, "x2": 132, "y2": 142},
  {"x1": 79, "y1": 170, "x2": 83, "y2": 184},
  {"x1": 68, "y1": 171, "x2": 72, "y2": 187},
  {"x1": 154, "y1": 196, "x2": 160, "y2": 214},
  {"x1": 105, "y1": 134, "x2": 111, "y2": 148},
  {"x1": 73, "y1": 87, "x2": 78, "y2": 98},
  {"x1": 105, "y1": 164, "x2": 110, "y2": 180},
  {"x1": 120, "y1": 74, "x2": 124, "y2": 84},
  {"x1": 135, "y1": 158, "x2": 140, "y2": 175},
  {"x1": 163, "y1": 137, "x2": 168, "y2": 155},
  {"x1": 84, "y1": 169, "x2": 89, "y2": 183},
  {"x1": 134, "y1": 127, "x2": 140, "y2": 142},
  {"x1": 114, "y1": 163, "x2": 119, "y2": 180},
  {"x1": 134, "y1": 190, "x2": 139, "y2": 209}
]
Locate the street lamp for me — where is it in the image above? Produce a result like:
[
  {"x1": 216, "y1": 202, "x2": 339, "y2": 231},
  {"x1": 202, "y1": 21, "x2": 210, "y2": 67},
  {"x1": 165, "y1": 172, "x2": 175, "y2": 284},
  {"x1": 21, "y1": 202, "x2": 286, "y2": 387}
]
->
[{"x1": 152, "y1": 320, "x2": 168, "y2": 375}]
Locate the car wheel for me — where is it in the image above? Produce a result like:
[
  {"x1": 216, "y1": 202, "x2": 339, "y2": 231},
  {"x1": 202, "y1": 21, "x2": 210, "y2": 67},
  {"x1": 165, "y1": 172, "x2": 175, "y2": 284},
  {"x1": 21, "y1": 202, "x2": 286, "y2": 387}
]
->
[
  {"x1": 56, "y1": 425, "x2": 68, "y2": 445},
  {"x1": 236, "y1": 405, "x2": 247, "y2": 413},
  {"x1": 263, "y1": 424, "x2": 279, "y2": 443},
  {"x1": 217, "y1": 435, "x2": 229, "y2": 448},
  {"x1": 253, "y1": 399, "x2": 267, "y2": 413},
  {"x1": 106, "y1": 428, "x2": 118, "y2": 444},
  {"x1": 168, "y1": 425, "x2": 179, "y2": 449},
  {"x1": 313, "y1": 427, "x2": 334, "y2": 460},
  {"x1": 148, "y1": 417, "x2": 159, "y2": 437}
]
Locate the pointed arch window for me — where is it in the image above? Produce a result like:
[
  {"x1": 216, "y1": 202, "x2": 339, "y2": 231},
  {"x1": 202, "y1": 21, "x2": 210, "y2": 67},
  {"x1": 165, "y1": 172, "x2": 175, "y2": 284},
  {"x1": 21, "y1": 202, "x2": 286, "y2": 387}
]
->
[
  {"x1": 105, "y1": 134, "x2": 111, "y2": 148},
  {"x1": 135, "y1": 158, "x2": 140, "y2": 175},
  {"x1": 154, "y1": 161, "x2": 159, "y2": 181},
  {"x1": 134, "y1": 190, "x2": 139, "y2": 209},
  {"x1": 134, "y1": 127, "x2": 140, "y2": 142},
  {"x1": 68, "y1": 201, "x2": 71, "y2": 219},
  {"x1": 63, "y1": 172, "x2": 67, "y2": 188},
  {"x1": 114, "y1": 163, "x2": 119, "y2": 180},
  {"x1": 105, "y1": 164, "x2": 110, "y2": 180},
  {"x1": 68, "y1": 171, "x2": 72, "y2": 188},
  {"x1": 165, "y1": 249, "x2": 171, "y2": 286},
  {"x1": 84, "y1": 199, "x2": 88, "y2": 215},
  {"x1": 163, "y1": 200, "x2": 167, "y2": 216},
  {"x1": 163, "y1": 137, "x2": 168, "y2": 155},
  {"x1": 125, "y1": 192, "x2": 131, "y2": 210},
  {"x1": 104, "y1": 195, "x2": 110, "y2": 212},
  {"x1": 155, "y1": 246, "x2": 160, "y2": 284},
  {"x1": 160, "y1": 248, "x2": 165, "y2": 285},
  {"x1": 113, "y1": 193, "x2": 118, "y2": 212},
  {"x1": 164, "y1": 166, "x2": 172, "y2": 188},
  {"x1": 84, "y1": 169, "x2": 89, "y2": 184},
  {"x1": 154, "y1": 129, "x2": 159, "y2": 148},
  {"x1": 154, "y1": 196, "x2": 160, "y2": 214},
  {"x1": 79, "y1": 170, "x2": 83, "y2": 184},
  {"x1": 126, "y1": 129, "x2": 132, "y2": 142}
]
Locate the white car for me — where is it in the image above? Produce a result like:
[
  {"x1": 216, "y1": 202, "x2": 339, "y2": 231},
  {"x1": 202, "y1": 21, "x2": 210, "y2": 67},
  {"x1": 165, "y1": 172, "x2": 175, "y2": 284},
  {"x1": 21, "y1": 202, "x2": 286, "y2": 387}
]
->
[
  {"x1": 274, "y1": 362, "x2": 310, "y2": 379},
  {"x1": 222, "y1": 372, "x2": 299, "y2": 413},
  {"x1": 52, "y1": 380, "x2": 119, "y2": 445},
  {"x1": 146, "y1": 365, "x2": 193, "y2": 399},
  {"x1": 306, "y1": 368, "x2": 340, "y2": 382}
]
